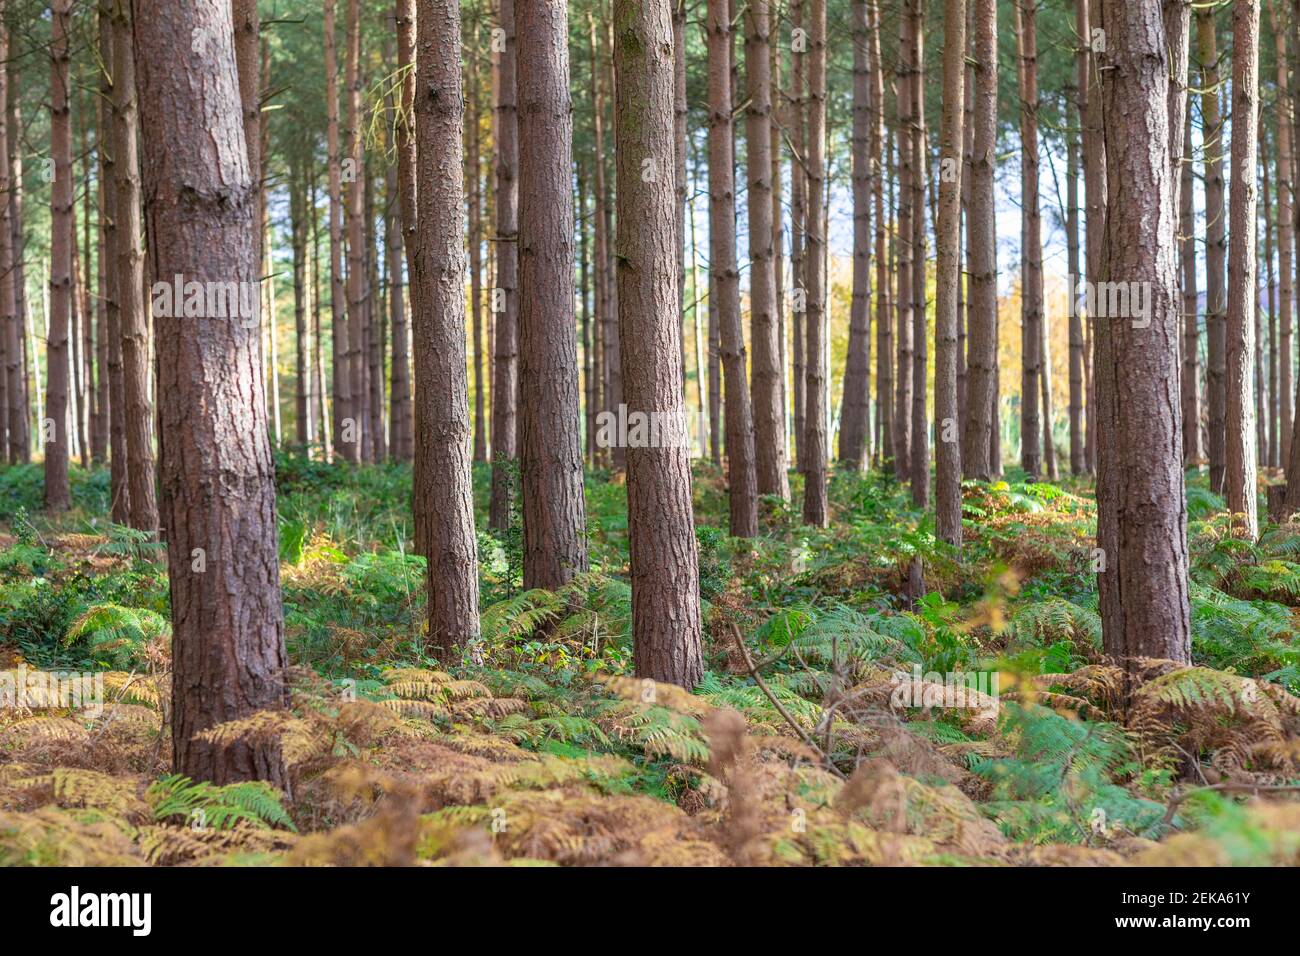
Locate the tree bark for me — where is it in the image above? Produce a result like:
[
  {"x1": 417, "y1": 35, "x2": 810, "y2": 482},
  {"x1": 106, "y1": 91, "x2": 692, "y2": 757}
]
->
[
  {"x1": 0, "y1": 1, "x2": 13, "y2": 464},
  {"x1": 517, "y1": 0, "x2": 589, "y2": 588},
  {"x1": 893, "y1": 1, "x2": 915, "y2": 481},
  {"x1": 5, "y1": 55, "x2": 27, "y2": 465},
  {"x1": 746, "y1": 0, "x2": 789, "y2": 499},
  {"x1": 614, "y1": 0, "x2": 704, "y2": 689},
  {"x1": 44, "y1": 0, "x2": 73, "y2": 512},
  {"x1": 801, "y1": 0, "x2": 829, "y2": 526},
  {"x1": 488, "y1": 0, "x2": 519, "y2": 531},
  {"x1": 1199, "y1": 8, "x2": 1227, "y2": 493},
  {"x1": 1180, "y1": 103, "x2": 1201, "y2": 463},
  {"x1": 325, "y1": 0, "x2": 354, "y2": 463},
  {"x1": 909, "y1": 0, "x2": 928, "y2": 507},
  {"x1": 410, "y1": 0, "x2": 481, "y2": 654},
  {"x1": 344, "y1": 0, "x2": 369, "y2": 461},
  {"x1": 1014, "y1": 0, "x2": 1042, "y2": 480},
  {"x1": 1095, "y1": 0, "x2": 1192, "y2": 668},
  {"x1": 935, "y1": 0, "x2": 965, "y2": 547},
  {"x1": 132, "y1": 0, "x2": 289, "y2": 785},
  {"x1": 871, "y1": 0, "x2": 891, "y2": 470},
  {"x1": 1273, "y1": 3, "x2": 1295, "y2": 475},
  {"x1": 708, "y1": 0, "x2": 760, "y2": 535}
]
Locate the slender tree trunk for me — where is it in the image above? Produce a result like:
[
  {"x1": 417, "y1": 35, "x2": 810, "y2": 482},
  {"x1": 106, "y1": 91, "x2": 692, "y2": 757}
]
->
[
  {"x1": 910, "y1": 0, "x2": 928, "y2": 508},
  {"x1": 675, "y1": 0, "x2": 689, "y2": 400},
  {"x1": 112, "y1": 1, "x2": 159, "y2": 532},
  {"x1": 1180, "y1": 104, "x2": 1201, "y2": 463},
  {"x1": 467, "y1": 45, "x2": 487, "y2": 464},
  {"x1": 790, "y1": 0, "x2": 806, "y2": 473},
  {"x1": 746, "y1": 0, "x2": 789, "y2": 499},
  {"x1": 44, "y1": 0, "x2": 73, "y2": 512},
  {"x1": 871, "y1": 0, "x2": 891, "y2": 470},
  {"x1": 410, "y1": 0, "x2": 480, "y2": 654},
  {"x1": 1081, "y1": 0, "x2": 1106, "y2": 476},
  {"x1": 133, "y1": 0, "x2": 289, "y2": 785},
  {"x1": 6, "y1": 57, "x2": 27, "y2": 464},
  {"x1": 1095, "y1": 0, "x2": 1192, "y2": 668},
  {"x1": 1067, "y1": 94, "x2": 1084, "y2": 475},
  {"x1": 292, "y1": 170, "x2": 311, "y2": 450},
  {"x1": 935, "y1": 0, "x2": 965, "y2": 546},
  {"x1": 771, "y1": 29, "x2": 786, "y2": 469},
  {"x1": 1199, "y1": 8, "x2": 1228, "y2": 492},
  {"x1": 962, "y1": 0, "x2": 997, "y2": 481},
  {"x1": 894, "y1": 3, "x2": 915, "y2": 480},
  {"x1": 97, "y1": 6, "x2": 126, "y2": 511},
  {"x1": 614, "y1": 0, "x2": 704, "y2": 689},
  {"x1": 394, "y1": 0, "x2": 419, "y2": 473},
  {"x1": 325, "y1": 0, "x2": 353, "y2": 462},
  {"x1": 517, "y1": 0, "x2": 589, "y2": 588},
  {"x1": 1265, "y1": 130, "x2": 1278, "y2": 469},
  {"x1": 344, "y1": 0, "x2": 369, "y2": 461},
  {"x1": 1014, "y1": 0, "x2": 1042, "y2": 479},
  {"x1": 0, "y1": 1, "x2": 13, "y2": 464},
  {"x1": 1225, "y1": 0, "x2": 1260, "y2": 537},
  {"x1": 802, "y1": 0, "x2": 829, "y2": 526},
  {"x1": 707, "y1": 0, "x2": 759, "y2": 535},
  {"x1": 1273, "y1": 3, "x2": 1295, "y2": 474},
  {"x1": 488, "y1": 0, "x2": 519, "y2": 531},
  {"x1": 839, "y1": 0, "x2": 872, "y2": 472}
]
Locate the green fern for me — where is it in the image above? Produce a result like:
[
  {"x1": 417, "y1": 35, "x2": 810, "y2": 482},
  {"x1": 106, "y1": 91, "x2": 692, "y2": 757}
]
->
[
  {"x1": 146, "y1": 774, "x2": 296, "y2": 832},
  {"x1": 63, "y1": 603, "x2": 170, "y2": 668}
]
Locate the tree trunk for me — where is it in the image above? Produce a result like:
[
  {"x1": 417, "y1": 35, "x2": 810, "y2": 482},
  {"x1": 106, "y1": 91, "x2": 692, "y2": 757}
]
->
[
  {"x1": 132, "y1": 0, "x2": 289, "y2": 785},
  {"x1": 0, "y1": 2, "x2": 13, "y2": 464},
  {"x1": 1067, "y1": 90, "x2": 1084, "y2": 475},
  {"x1": 838, "y1": 0, "x2": 873, "y2": 472},
  {"x1": 410, "y1": 0, "x2": 481, "y2": 654},
  {"x1": 488, "y1": 0, "x2": 519, "y2": 531},
  {"x1": 935, "y1": 0, "x2": 965, "y2": 547},
  {"x1": 517, "y1": 0, "x2": 589, "y2": 588},
  {"x1": 1080, "y1": 0, "x2": 1106, "y2": 476},
  {"x1": 394, "y1": 0, "x2": 419, "y2": 472},
  {"x1": 325, "y1": 0, "x2": 354, "y2": 463},
  {"x1": 909, "y1": 0, "x2": 928, "y2": 508},
  {"x1": 790, "y1": 0, "x2": 806, "y2": 474},
  {"x1": 802, "y1": 0, "x2": 829, "y2": 526},
  {"x1": 1199, "y1": 8, "x2": 1228, "y2": 493},
  {"x1": 746, "y1": 0, "x2": 789, "y2": 499},
  {"x1": 1180, "y1": 104, "x2": 1201, "y2": 463},
  {"x1": 1014, "y1": 0, "x2": 1042, "y2": 480},
  {"x1": 1095, "y1": 0, "x2": 1192, "y2": 668},
  {"x1": 292, "y1": 170, "x2": 311, "y2": 450},
  {"x1": 44, "y1": 0, "x2": 73, "y2": 512},
  {"x1": 894, "y1": 3, "x2": 915, "y2": 481},
  {"x1": 962, "y1": 0, "x2": 997, "y2": 480},
  {"x1": 871, "y1": 0, "x2": 891, "y2": 470},
  {"x1": 1273, "y1": 3, "x2": 1295, "y2": 475},
  {"x1": 467, "y1": 45, "x2": 487, "y2": 464},
  {"x1": 344, "y1": 0, "x2": 369, "y2": 461},
  {"x1": 5, "y1": 56, "x2": 27, "y2": 465},
  {"x1": 707, "y1": 0, "x2": 760, "y2": 536},
  {"x1": 613, "y1": 0, "x2": 704, "y2": 689}
]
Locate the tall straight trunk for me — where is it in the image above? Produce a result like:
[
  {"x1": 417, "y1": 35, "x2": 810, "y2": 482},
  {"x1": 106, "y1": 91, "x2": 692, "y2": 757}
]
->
[
  {"x1": 958, "y1": 0, "x2": 973, "y2": 438},
  {"x1": 467, "y1": 47, "x2": 487, "y2": 463},
  {"x1": 1014, "y1": 0, "x2": 1042, "y2": 479},
  {"x1": 839, "y1": 0, "x2": 872, "y2": 470},
  {"x1": 309, "y1": 166, "x2": 330, "y2": 459},
  {"x1": 234, "y1": 0, "x2": 260, "y2": 290},
  {"x1": 112, "y1": 1, "x2": 158, "y2": 532},
  {"x1": 1225, "y1": 0, "x2": 1260, "y2": 537},
  {"x1": 802, "y1": 0, "x2": 828, "y2": 526},
  {"x1": 707, "y1": 0, "x2": 759, "y2": 535},
  {"x1": 1067, "y1": 98, "x2": 1084, "y2": 474},
  {"x1": 675, "y1": 0, "x2": 689, "y2": 397},
  {"x1": 133, "y1": 0, "x2": 289, "y2": 785},
  {"x1": 790, "y1": 0, "x2": 806, "y2": 473},
  {"x1": 771, "y1": 30, "x2": 786, "y2": 467},
  {"x1": 394, "y1": 0, "x2": 418, "y2": 472},
  {"x1": 517, "y1": 0, "x2": 589, "y2": 588},
  {"x1": 6, "y1": 56, "x2": 27, "y2": 464},
  {"x1": 1256, "y1": 143, "x2": 1268, "y2": 468},
  {"x1": 488, "y1": 0, "x2": 519, "y2": 531},
  {"x1": 614, "y1": 0, "x2": 704, "y2": 689},
  {"x1": 871, "y1": 0, "x2": 891, "y2": 469},
  {"x1": 0, "y1": 1, "x2": 12, "y2": 463},
  {"x1": 325, "y1": 0, "x2": 353, "y2": 462},
  {"x1": 1095, "y1": 0, "x2": 1192, "y2": 668},
  {"x1": 963, "y1": 0, "x2": 997, "y2": 479},
  {"x1": 1180, "y1": 104, "x2": 1201, "y2": 462},
  {"x1": 935, "y1": 0, "x2": 965, "y2": 546},
  {"x1": 894, "y1": 4, "x2": 915, "y2": 480},
  {"x1": 588, "y1": 12, "x2": 617, "y2": 469},
  {"x1": 411, "y1": 0, "x2": 480, "y2": 654},
  {"x1": 44, "y1": 0, "x2": 73, "y2": 512},
  {"x1": 909, "y1": 0, "x2": 928, "y2": 507},
  {"x1": 81, "y1": 97, "x2": 103, "y2": 466},
  {"x1": 746, "y1": 0, "x2": 789, "y2": 499},
  {"x1": 580, "y1": 167, "x2": 595, "y2": 464},
  {"x1": 344, "y1": 0, "x2": 369, "y2": 461},
  {"x1": 689, "y1": 159, "x2": 709, "y2": 457},
  {"x1": 1199, "y1": 9, "x2": 1227, "y2": 492},
  {"x1": 601, "y1": 23, "x2": 624, "y2": 472},
  {"x1": 292, "y1": 171, "x2": 312, "y2": 450},
  {"x1": 385, "y1": 159, "x2": 410, "y2": 461},
  {"x1": 365, "y1": 159, "x2": 386, "y2": 461},
  {"x1": 1264, "y1": 131, "x2": 1277, "y2": 468},
  {"x1": 1081, "y1": 0, "x2": 1106, "y2": 475},
  {"x1": 1274, "y1": 3, "x2": 1295, "y2": 473},
  {"x1": 97, "y1": 6, "x2": 125, "y2": 510}
]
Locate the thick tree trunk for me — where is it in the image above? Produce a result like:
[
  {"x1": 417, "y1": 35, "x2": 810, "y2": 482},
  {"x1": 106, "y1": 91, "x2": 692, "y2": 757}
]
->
[
  {"x1": 410, "y1": 0, "x2": 481, "y2": 654},
  {"x1": 839, "y1": 0, "x2": 873, "y2": 472},
  {"x1": 1014, "y1": 0, "x2": 1042, "y2": 480},
  {"x1": 488, "y1": 0, "x2": 519, "y2": 532},
  {"x1": 614, "y1": 0, "x2": 704, "y2": 690},
  {"x1": 517, "y1": 0, "x2": 589, "y2": 588},
  {"x1": 935, "y1": 0, "x2": 965, "y2": 547},
  {"x1": 707, "y1": 0, "x2": 760, "y2": 535},
  {"x1": 44, "y1": 0, "x2": 73, "y2": 512},
  {"x1": 1095, "y1": 0, "x2": 1192, "y2": 668},
  {"x1": 746, "y1": 0, "x2": 789, "y2": 499},
  {"x1": 803, "y1": 0, "x2": 829, "y2": 526},
  {"x1": 132, "y1": 0, "x2": 289, "y2": 785},
  {"x1": 1199, "y1": 9, "x2": 1227, "y2": 493}
]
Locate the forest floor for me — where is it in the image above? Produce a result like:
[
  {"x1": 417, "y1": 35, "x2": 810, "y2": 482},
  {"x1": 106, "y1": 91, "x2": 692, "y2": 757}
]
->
[{"x1": 1, "y1": 457, "x2": 1299, "y2": 866}]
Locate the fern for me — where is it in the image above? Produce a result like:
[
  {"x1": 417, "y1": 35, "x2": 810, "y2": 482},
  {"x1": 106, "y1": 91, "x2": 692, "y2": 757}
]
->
[
  {"x1": 146, "y1": 775, "x2": 296, "y2": 832},
  {"x1": 63, "y1": 603, "x2": 170, "y2": 669}
]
